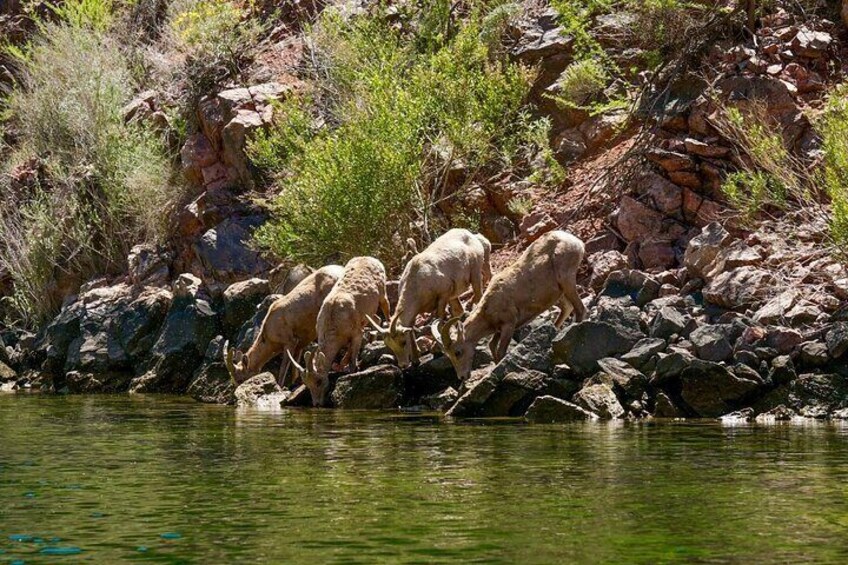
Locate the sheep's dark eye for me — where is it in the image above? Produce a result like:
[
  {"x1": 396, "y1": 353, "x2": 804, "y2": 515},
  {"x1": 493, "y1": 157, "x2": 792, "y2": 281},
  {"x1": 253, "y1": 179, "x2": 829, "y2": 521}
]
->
[{"x1": 454, "y1": 348, "x2": 463, "y2": 357}]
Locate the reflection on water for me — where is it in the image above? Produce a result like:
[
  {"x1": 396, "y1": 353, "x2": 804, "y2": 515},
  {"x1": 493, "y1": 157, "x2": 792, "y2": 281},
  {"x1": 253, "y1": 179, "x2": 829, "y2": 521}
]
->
[{"x1": 2, "y1": 394, "x2": 848, "y2": 563}]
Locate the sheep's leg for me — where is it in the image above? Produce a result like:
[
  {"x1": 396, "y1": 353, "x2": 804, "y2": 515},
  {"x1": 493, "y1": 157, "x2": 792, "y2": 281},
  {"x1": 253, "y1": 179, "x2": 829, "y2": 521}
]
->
[
  {"x1": 470, "y1": 269, "x2": 483, "y2": 304},
  {"x1": 554, "y1": 296, "x2": 575, "y2": 328},
  {"x1": 278, "y1": 347, "x2": 293, "y2": 388},
  {"x1": 379, "y1": 291, "x2": 391, "y2": 322},
  {"x1": 348, "y1": 334, "x2": 363, "y2": 372},
  {"x1": 494, "y1": 324, "x2": 515, "y2": 363},
  {"x1": 449, "y1": 297, "x2": 464, "y2": 317},
  {"x1": 436, "y1": 296, "x2": 449, "y2": 320},
  {"x1": 559, "y1": 279, "x2": 586, "y2": 323},
  {"x1": 489, "y1": 332, "x2": 501, "y2": 359}
]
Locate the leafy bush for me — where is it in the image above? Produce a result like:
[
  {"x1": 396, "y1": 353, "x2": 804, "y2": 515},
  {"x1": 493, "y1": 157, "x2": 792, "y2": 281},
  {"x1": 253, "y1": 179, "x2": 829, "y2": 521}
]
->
[
  {"x1": 48, "y1": 0, "x2": 115, "y2": 32},
  {"x1": 0, "y1": 20, "x2": 176, "y2": 325},
  {"x1": 818, "y1": 85, "x2": 848, "y2": 249},
  {"x1": 720, "y1": 170, "x2": 787, "y2": 220},
  {"x1": 553, "y1": 58, "x2": 608, "y2": 108},
  {"x1": 253, "y1": 4, "x2": 546, "y2": 268},
  {"x1": 715, "y1": 105, "x2": 804, "y2": 220}
]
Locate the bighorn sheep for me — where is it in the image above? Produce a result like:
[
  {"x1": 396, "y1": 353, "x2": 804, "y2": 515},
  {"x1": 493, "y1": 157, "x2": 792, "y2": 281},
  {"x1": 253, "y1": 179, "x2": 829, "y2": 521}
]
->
[
  {"x1": 432, "y1": 230, "x2": 586, "y2": 381},
  {"x1": 368, "y1": 228, "x2": 491, "y2": 367},
  {"x1": 290, "y1": 256, "x2": 391, "y2": 406},
  {"x1": 223, "y1": 265, "x2": 344, "y2": 385}
]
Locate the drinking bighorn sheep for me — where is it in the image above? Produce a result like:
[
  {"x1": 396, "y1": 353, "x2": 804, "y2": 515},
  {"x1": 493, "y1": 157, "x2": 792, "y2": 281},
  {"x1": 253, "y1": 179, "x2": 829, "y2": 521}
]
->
[
  {"x1": 223, "y1": 265, "x2": 344, "y2": 386},
  {"x1": 368, "y1": 228, "x2": 491, "y2": 367},
  {"x1": 432, "y1": 230, "x2": 586, "y2": 381},
  {"x1": 290, "y1": 256, "x2": 391, "y2": 406}
]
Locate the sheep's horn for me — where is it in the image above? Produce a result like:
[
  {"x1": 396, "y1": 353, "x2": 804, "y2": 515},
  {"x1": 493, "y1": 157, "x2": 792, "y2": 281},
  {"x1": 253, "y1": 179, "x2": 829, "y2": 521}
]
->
[
  {"x1": 223, "y1": 340, "x2": 237, "y2": 383},
  {"x1": 431, "y1": 320, "x2": 445, "y2": 346},
  {"x1": 287, "y1": 349, "x2": 306, "y2": 374},
  {"x1": 366, "y1": 314, "x2": 387, "y2": 333}
]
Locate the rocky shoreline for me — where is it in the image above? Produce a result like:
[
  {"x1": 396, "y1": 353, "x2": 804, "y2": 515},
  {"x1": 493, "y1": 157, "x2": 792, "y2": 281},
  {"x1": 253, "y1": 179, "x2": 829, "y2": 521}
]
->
[{"x1": 2, "y1": 217, "x2": 846, "y2": 423}]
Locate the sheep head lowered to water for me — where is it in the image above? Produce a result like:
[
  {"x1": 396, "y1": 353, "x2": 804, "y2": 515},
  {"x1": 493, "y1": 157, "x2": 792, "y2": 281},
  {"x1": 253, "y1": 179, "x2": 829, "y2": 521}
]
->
[
  {"x1": 432, "y1": 230, "x2": 586, "y2": 381},
  {"x1": 223, "y1": 265, "x2": 344, "y2": 386},
  {"x1": 368, "y1": 228, "x2": 491, "y2": 368},
  {"x1": 289, "y1": 256, "x2": 391, "y2": 406}
]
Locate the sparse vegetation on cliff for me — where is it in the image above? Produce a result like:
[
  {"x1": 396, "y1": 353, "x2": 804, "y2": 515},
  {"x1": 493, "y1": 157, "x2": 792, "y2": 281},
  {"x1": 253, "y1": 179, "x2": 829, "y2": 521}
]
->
[{"x1": 251, "y1": 2, "x2": 560, "y2": 267}]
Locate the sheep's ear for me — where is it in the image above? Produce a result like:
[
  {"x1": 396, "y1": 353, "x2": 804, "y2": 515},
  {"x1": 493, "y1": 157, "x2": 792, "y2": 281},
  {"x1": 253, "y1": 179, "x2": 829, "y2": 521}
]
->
[
  {"x1": 223, "y1": 341, "x2": 237, "y2": 382},
  {"x1": 233, "y1": 350, "x2": 244, "y2": 365},
  {"x1": 304, "y1": 351, "x2": 314, "y2": 373},
  {"x1": 315, "y1": 352, "x2": 327, "y2": 369}
]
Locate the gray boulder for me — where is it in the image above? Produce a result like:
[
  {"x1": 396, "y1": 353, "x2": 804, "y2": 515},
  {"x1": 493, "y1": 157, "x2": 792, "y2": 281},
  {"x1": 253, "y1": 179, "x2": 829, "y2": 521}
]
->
[
  {"x1": 689, "y1": 325, "x2": 733, "y2": 362},
  {"x1": 703, "y1": 267, "x2": 775, "y2": 309},
  {"x1": 651, "y1": 307, "x2": 688, "y2": 340},
  {"x1": 621, "y1": 338, "x2": 666, "y2": 371},
  {"x1": 653, "y1": 392, "x2": 685, "y2": 418},
  {"x1": 130, "y1": 285, "x2": 220, "y2": 393},
  {"x1": 402, "y1": 354, "x2": 461, "y2": 405},
  {"x1": 187, "y1": 336, "x2": 236, "y2": 404},
  {"x1": 789, "y1": 373, "x2": 848, "y2": 419},
  {"x1": 422, "y1": 387, "x2": 459, "y2": 412},
  {"x1": 573, "y1": 383, "x2": 625, "y2": 419},
  {"x1": 235, "y1": 372, "x2": 287, "y2": 409},
  {"x1": 222, "y1": 278, "x2": 269, "y2": 336},
  {"x1": 552, "y1": 321, "x2": 642, "y2": 375},
  {"x1": 680, "y1": 360, "x2": 763, "y2": 417},
  {"x1": 65, "y1": 371, "x2": 132, "y2": 394},
  {"x1": 826, "y1": 322, "x2": 848, "y2": 359},
  {"x1": 798, "y1": 341, "x2": 829, "y2": 367},
  {"x1": 194, "y1": 216, "x2": 270, "y2": 284},
  {"x1": 683, "y1": 222, "x2": 731, "y2": 278},
  {"x1": 331, "y1": 365, "x2": 403, "y2": 410},
  {"x1": 592, "y1": 357, "x2": 649, "y2": 403}
]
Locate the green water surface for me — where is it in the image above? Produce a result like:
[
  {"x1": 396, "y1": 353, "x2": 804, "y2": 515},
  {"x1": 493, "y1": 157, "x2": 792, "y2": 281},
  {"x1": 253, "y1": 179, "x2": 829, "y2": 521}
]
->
[{"x1": 2, "y1": 394, "x2": 848, "y2": 563}]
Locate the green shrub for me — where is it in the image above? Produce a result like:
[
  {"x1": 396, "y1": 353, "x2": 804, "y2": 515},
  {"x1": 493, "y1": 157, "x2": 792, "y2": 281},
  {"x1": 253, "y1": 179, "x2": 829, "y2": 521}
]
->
[
  {"x1": 553, "y1": 58, "x2": 608, "y2": 108},
  {"x1": 715, "y1": 105, "x2": 805, "y2": 221},
  {"x1": 0, "y1": 22, "x2": 176, "y2": 324},
  {"x1": 253, "y1": 4, "x2": 544, "y2": 268},
  {"x1": 720, "y1": 170, "x2": 787, "y2": 220},
  {"x1": 818, "y1": 85, "x2": 848, "y2": 249}
]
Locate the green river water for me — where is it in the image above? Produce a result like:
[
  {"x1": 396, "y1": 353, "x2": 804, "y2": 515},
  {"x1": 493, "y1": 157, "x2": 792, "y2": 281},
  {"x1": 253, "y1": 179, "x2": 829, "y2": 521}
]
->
[{"x1": 2, "y1": 395, "x2": 848, "y2": 564}]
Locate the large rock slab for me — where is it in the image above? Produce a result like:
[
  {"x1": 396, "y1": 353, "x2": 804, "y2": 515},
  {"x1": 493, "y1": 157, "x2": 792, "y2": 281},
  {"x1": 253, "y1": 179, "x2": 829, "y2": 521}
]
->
[
  {"x1": 703, "y1": 267, "x2": 775, "y2": 309},
  {"x1": 789, "y1": 373, "x2": 848, "y2": 419},
  {"x1": 683, "y1": 222, "x2": 731, "y2": 279},
  {"x1": 130, "y1": 280, "x2": 220, "y2": 393},
  {"x1": 401, "y1": 354, "x2": 461, "y2": 405},
  {"x1": 193, "y1": 216, "x2": 270, "y2": 284},
  {"x1": 826, "y1": 323, "x2": 848, "y2": 359},
  {"x1": 187, "y1": 337, "x2": 236, "y2": 404},
  {"x1": 222, "y1": 278, "x2": 269, "y2": 336},
  {"x1": 680, "y1": 360, "x2": 762, "y2": 417},
  {"x1": 331, "y1": 365, "x2": 403, "y2": 410},
  {"x1": 572, "y1": 382, "x2": 625, "y2": 419},
  {"x1": 689, "y1": 325, "x2": 733, "y2": 362},
  {"x1": 552, "y1": 321, "x2": 642, "y2": 375},
  {"x1": 235, "y1": 372, "x2": 287, "y2": 409}
]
